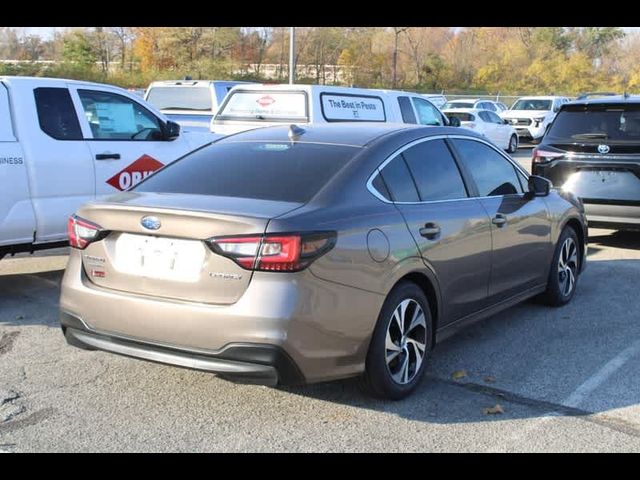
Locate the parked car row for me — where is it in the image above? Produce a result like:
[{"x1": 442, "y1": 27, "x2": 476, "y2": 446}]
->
[{"x1": 1, "y1": 73, "x2": 634, "y2": 401}]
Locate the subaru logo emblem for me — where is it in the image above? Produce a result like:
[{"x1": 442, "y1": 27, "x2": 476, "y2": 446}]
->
[
  {"x1": 597, "y1": 144, "x2": 610, "y2": 154},
  {"x1": 141, "y1": 216, "x2": 161, "y2": 230}
]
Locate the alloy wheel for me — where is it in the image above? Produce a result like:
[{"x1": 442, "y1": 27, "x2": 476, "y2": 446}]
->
[
  {"x1": 558, "y1": 237, "x2": 578, "y2": 297},
  {"x1": 385, "y1": 299, "x2": 427, "y2": 385}
]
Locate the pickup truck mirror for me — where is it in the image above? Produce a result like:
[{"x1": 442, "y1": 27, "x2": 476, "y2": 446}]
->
[
  {"x1": 448, "y1": 117, "x2": 461, "y2": 127},
  {"x1": 164, "y1": 120, "x2": 181, "y2": 140},
  {"x1": 528, "y1": 175, "x2": 552, "y2": 197},
  {"x1": 503, "y1": 118, "x2": 509, "y2": 125}
]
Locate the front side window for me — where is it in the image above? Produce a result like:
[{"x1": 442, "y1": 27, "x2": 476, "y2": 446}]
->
[
  {"x1": 452, "y1": 139, "x2": 524, "y2": 197},
  {"x1": 78, "y1": 89, "x2": 162, "y2": 141},
  {"x1": 402, "y1": 140, "x2": 467, "y2": 201},
  {"x1": 412, "y1": 98, "x2": 443, "y2": 126},
  {"x1": 487, "y1": 111, "x2": 504, "y2": 124},
  {"x1": 34, "y1": 87, "x2": 83, "y2": 140}
]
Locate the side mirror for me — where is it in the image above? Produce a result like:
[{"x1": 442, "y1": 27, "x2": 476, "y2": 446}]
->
[
  {"x1": 553, "y1": 106, "x2": 560, "y2": 113},
  {"x1": 448, "y1": 117, "x2": 461, "y2": 127},
  {"x1": 503, "y1": 119, "x2": 509, "y2": 125},
  {"x1": 528, "y1": 175, "x2": 552, "y2": 197},
  {"x1": 164, "y1": 120, "x2": 181, "y2": 140}
]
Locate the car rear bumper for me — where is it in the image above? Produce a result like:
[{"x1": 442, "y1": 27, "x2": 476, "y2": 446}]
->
[
  {"x1": 61, "y1": 311, "x2": 303, "y2": 385},
  {"x1": 584, "y1": 201, "x2": 640, "y2": 229},
  {"x1": 60, "y1": 250, "x2": 385, "y2": 384}
]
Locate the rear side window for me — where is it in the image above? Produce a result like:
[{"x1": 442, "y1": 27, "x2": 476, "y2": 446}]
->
[
  {"x1": 402, "y1": 140, "x2": 467, "y2": 201},
  {"x1": 135, "y1": 141, "x2": 357, "y2": 203},
  {"x1": 216, "y1": 90, "x2": 308, "y2": 122},
  {"x1": 146, "y1": 86, "x2": 212, "y2": 111},
  {"x1": 398, "y1": 96, "x2": 417, "y2": 124},
  {"x1": 378, "y1": 157, "x2": 420, "y2": 202},
  {"x1": 34, "y1": 87, "x2": 82, "y2": 140},
  {"x1": 452, "y1": 139, "x2": 523, "y2": 196},
  {"x1": 547, "y1": 104, "x2": 640, "y2": 142},
  {"x1": 446, "y1": 112, "x2": 475, "y2": 122}
]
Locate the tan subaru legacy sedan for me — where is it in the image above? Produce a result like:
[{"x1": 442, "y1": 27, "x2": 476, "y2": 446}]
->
[{"x1": 60, "y1": 123, "x2": 587, "y2": 399}]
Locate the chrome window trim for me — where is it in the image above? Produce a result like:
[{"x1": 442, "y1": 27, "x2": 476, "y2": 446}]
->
[{"x1": 366, "y1": 134, "x2": 529, "y2": 205}]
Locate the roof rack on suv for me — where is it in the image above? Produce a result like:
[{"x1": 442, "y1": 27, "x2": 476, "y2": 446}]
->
[{"x1": 575, "y1": 92, "x2": 618, "y2": 100}]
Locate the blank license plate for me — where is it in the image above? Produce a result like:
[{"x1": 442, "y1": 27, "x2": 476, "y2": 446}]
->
[{"x1": 114, "y1": 233, "x2": 205, "y2": 282}]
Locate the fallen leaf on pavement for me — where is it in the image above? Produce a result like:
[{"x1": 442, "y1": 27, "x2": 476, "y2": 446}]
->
[
  {"x1": 483, "y1": 376, "x2": 496, "y2": 383},
  {"x1": 483, "y1": 404, "x2": 504, "y2": 415},
  {"x1": 452, "y1": 370, "x2": 467, "y2": 380}
]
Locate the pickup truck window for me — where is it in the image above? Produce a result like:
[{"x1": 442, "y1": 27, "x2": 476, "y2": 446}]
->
[
  {"x1": 34, "y1": 88, "x2": 83, "y2": 141},
  {"x1": 411, "y1": 98, "x2": 444, "y2": 126},
  {"x1": 146, "y1": 87, "x2": 212, "y2": 112},
  {"x1": 0, "y1": 83, "x2": 15, "y2": 141},
  {"x1": 78, "y1": 89, "x2": 163, "y2": 141},
  {"x1": 397, "y1": 96, "x2": 417, "y2": 124}
]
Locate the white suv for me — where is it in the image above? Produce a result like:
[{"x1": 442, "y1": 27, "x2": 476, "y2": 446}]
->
[{"x1": 500, "y1": 96, "x2": 570, "y2": 143}]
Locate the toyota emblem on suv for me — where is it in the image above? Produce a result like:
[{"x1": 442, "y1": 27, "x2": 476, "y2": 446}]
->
[
  {"x1": 141, "y1": 216, "x2": 161, "y2": 230},
  {"x1": 598, "y1": 144, "x2": 610, "y2": 154}
]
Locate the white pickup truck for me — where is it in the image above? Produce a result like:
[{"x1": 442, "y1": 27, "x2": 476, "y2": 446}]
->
[{"x1": 0, "y1": 76, "x2": 216, "y2": 259}]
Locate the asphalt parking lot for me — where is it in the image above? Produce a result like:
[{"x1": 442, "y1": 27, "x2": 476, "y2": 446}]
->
[{"x1": 2, "y1": 146, "x2": 640, "y2": 452}]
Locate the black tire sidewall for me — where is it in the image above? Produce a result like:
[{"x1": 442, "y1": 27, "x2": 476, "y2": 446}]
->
[{"x1": 363, "y1": 282, "x2": 433, "y2": 400}]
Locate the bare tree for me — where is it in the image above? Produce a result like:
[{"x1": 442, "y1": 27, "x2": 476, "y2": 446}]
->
[{"x1": 392, "y1": 27, "x2": 409, "y2": 88}]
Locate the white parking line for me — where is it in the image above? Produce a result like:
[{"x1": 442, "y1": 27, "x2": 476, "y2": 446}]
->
[
  {"x1": 490, "y1": 339, "x2": 640, "y2": 451},
  {"x1": 563, "y1": 339, "x2": 640, "y2": 408}
]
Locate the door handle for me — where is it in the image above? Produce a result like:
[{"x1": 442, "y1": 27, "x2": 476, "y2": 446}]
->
[
  {"x1": 492, "y1": 214, "x2": 507, "y2": 227},
  {"x1": 95, "y1": 153, "x2": 121, "y2": 160},
  {"x1": 419, "y1": 223, "x2": 441, "y2": 239}
]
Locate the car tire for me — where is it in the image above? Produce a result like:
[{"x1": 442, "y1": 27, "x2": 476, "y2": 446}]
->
[
  {"x1": 540, "y1": 226, "x2": 580, "y2": 307},
  {"x1": 507, "y1": 134, "x2": 518, "y2": 154},
  {"x1": 359, "y1": 281, "x2": 433, "y2": 400}
]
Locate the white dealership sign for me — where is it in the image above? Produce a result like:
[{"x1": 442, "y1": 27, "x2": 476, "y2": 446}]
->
[{"x1": 321, "y1": 94, "x2": 385, "y2": 121}]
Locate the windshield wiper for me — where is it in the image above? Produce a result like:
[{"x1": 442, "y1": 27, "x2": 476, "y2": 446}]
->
[
  {"x1": 571, "y1": 132, "x2": 609, "y2": 139},
  {"x1": 161, "y1": 107, "x2": 211, "y2": 111}
]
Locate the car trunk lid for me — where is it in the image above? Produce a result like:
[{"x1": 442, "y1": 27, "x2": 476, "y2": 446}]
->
[{"x1": 76, "y1": 192, "x2": 302, "y2": 305}]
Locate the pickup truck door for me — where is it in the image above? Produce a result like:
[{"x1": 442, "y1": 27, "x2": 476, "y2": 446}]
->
[
  {"x1": 18, "y1": 85, "x2": 94, "y2": 243},
  {"x1": 0, "y1": 82, "x2": 36, "y2": 247},
  {"x1": 68, "y1": 85, "x2": 196, "y2": 195}
]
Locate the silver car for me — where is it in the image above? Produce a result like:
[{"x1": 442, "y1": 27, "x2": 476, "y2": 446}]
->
[{"x1": 60, "y1": 123, "x2": 587, "y2": 399}]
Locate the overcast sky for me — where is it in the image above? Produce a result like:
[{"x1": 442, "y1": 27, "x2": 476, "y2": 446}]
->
[{"x1": 16, "y1": 26, "x2": 640, "y2": 40}]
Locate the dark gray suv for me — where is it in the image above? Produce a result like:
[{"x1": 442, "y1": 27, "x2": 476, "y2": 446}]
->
[
  {"x1": 61, "y1": 124, "x2": 587, "y2": 400},
  {"x1": 533, "y1": 95, "x2": 640, "y2": 229}
]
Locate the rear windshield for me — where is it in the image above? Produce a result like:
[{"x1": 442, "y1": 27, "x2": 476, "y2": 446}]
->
[
  {"x1": 444, "y1": 101, "x2": 474, "y2": 109},
  {"x1": 445, "y1": 112, "x2": 475, "y2": 122},
  {"x1": 134, "y1": 141, "x2": 358, "y2": 203},
  {"x1": 146, "y1": 87, "x2": 212, "y2": 111},
  {"x1": 511, "y1": 99, "x2": 552, "y2": 110},
  {"x1": 216, "y1": 91, "x2": 308, "y2": 121},
  {"x1": 547, "y1": 104, "x2": 640, "y2": 142}
]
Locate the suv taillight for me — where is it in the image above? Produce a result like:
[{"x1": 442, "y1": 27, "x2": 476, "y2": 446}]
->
[
  {"x1": 68, "y1": 215, "x2": 106, "y2": 250},
  {"x1": 532, "y1": 148, "x2": 564, "y2": 165},
  {"x1": 207, "y1": 232, "x2": 336, "y2": 272}
]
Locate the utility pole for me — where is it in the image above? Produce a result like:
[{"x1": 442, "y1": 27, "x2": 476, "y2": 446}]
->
[{"x1": 289, "y1": 27, "x2": 295, "y2": 84}]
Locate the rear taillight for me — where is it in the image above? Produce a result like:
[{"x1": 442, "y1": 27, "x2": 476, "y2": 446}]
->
[
  {"x1": 532, "y1": 148, "x2": 564, "y2": 165},
  {"x1": 68, "y1": 215, "x2": 106, "y2": 250},
  {"x1": 207, "y1": 232, "x2": 336, "y2": 272}
]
